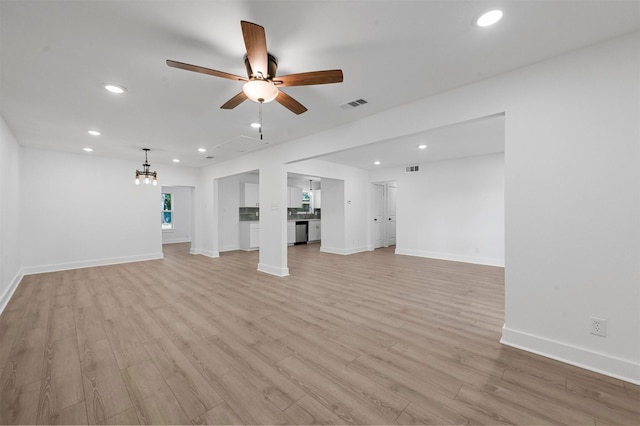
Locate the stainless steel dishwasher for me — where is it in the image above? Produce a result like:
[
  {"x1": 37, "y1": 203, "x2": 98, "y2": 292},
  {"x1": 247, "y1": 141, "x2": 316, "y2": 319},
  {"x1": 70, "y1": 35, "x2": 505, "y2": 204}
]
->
[{"x1": 295, "y1": 221, "x2": 308, "y2": 245}]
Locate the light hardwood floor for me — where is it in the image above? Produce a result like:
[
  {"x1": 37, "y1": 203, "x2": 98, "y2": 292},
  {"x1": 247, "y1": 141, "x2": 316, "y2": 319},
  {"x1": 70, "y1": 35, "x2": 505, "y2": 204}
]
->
[{"x1": 1, "y1": 243, "x2": 638, "y2": 425}]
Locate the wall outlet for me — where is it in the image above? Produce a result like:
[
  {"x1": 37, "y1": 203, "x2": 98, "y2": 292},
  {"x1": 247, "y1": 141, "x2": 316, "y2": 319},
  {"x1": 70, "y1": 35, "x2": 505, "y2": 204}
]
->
[{"x1": 590, "y1": 317, "x2": 607, "y2": 337}]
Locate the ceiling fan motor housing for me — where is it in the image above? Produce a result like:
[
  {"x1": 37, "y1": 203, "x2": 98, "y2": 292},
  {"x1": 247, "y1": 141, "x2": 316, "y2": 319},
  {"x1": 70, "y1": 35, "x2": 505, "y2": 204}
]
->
[{"x1": 244, "y1": 53, "x2": 278, "y2": 80}]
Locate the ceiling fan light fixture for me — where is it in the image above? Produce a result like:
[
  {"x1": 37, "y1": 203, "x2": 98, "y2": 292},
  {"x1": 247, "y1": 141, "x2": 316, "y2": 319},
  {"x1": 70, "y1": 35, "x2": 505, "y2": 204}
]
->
[{"x1": 243, "y1": 79, "x2": 279, "y2": 103}]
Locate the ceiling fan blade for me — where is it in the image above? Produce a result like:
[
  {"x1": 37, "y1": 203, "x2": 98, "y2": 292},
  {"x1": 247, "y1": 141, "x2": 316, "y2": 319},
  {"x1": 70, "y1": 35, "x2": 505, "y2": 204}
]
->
[
  {"x1": 221, "y1": 92, "x2": 248, "y2": 109},
  {"x1": 241, "y1": 21, "x2": 269, "y2": 78},
  {"x1": 166, "y1": 60, "x2": 247, "y2": 81},
  {"x1": 275, "y1": 90, "x2": 308, "y2": 115},
  {"x1": 275, "y1": 70, "x2": 344, "y2": 87}
]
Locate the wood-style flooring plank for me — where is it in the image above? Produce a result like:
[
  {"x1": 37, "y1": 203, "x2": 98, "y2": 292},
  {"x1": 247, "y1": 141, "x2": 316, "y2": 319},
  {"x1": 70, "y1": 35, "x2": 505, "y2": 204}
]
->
[
  {"x1": 37, "y1": 336, "x2": 84, "y2": 424},
  {"x1": 208, "y1": 369, "x2": 293, "y2": 425},
  {"x1": 102, "y1": 315, "x2": 150, "y2": 370},
  {"x1": 192, "y1": 402, "x2": 243, "y2": 425},
  {"x1": 144, "y1": 337, "x2": 223, "y2": 419},
  {"x1": 77, "y1": 336, "x2": 133, "y2": 425},
  {"x1": 121, "y1": 361, "x2": 191, "y2": 425},
  {"x1": 53, "y1": 400, "x2": 89, "y2": 425},
  {"x1": 276, "y1": 354, "x2": 400, "y2": 425}
]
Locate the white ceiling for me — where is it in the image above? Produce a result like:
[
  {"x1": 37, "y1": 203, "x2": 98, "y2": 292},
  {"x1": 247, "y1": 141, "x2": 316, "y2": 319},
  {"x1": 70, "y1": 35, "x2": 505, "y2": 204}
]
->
[
  {"x1": 319, "y1": 113, "x2": 506, "y2": 170},
  {"x1": 1, "y1": 1, "x2": 638, "y2": 168}
]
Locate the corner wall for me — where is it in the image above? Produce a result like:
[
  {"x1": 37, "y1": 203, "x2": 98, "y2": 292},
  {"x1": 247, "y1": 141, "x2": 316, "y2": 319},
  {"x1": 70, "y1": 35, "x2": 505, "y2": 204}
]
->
[
  {"x1": 381, "y1": 153, "x2": 505, "y2": 266},
  {"x1": 0, "y1": 116, "x2": 22, "y2": 312},
  {"x1": 19, "y1": 148, "x2": 166, "y2": 273}
]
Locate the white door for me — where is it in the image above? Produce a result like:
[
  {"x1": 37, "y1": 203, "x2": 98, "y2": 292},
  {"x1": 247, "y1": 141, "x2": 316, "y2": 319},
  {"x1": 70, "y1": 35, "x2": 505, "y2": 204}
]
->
[
  {"x1": 373, "y1": 184, "x2": 384, "y2": 248},
  {"x1": 386, "y1": 183, "x2": 397, "y2": 246}
]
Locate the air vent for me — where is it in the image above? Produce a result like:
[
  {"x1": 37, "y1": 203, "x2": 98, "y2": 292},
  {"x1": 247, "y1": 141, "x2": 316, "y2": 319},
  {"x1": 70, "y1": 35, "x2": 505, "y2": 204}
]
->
[
  {"x1": 205, "y1": 156, "x2": 215, "y2": 159},
  {"x1": 405, "y1": 165, "x2": 420, "y2": 173},
  {"x1": 340, "y1": 98, "x2": 368, "y2": 109}
]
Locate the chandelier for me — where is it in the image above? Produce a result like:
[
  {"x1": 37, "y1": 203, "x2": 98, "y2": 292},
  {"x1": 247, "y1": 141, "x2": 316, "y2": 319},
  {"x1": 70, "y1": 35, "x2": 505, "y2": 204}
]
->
[{"x1": 135, "y1": 148, "x2": 157, "y2": 185}]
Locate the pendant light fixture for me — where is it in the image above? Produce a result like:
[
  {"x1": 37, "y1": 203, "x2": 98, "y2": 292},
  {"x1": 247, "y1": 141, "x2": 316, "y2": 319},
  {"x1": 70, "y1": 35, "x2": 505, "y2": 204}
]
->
[{"x1": 135, "y1": 148, "x2": 157, "y2": 185}]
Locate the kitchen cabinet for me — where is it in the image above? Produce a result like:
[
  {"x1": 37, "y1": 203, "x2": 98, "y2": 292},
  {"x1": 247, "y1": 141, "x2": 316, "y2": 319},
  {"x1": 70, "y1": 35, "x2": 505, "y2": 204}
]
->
[
  {"x1": 288, "y1": 187, "x2": 302, "y2": 208},
  {"x1": 308, "y1": 220, "x2": 321, "y2": 242},
  {"x1": 287, "y1": 222, "x2": 295, "y2": 245},
  {"x1": 312, "y1": 189, "x2": 321, "y2": 209},
  {"x1": 240, "y1": 182, "x2": 259, "y2": 207},
  {"x1": 239, "y1": 221, "x2": 259, "y2": 250}
]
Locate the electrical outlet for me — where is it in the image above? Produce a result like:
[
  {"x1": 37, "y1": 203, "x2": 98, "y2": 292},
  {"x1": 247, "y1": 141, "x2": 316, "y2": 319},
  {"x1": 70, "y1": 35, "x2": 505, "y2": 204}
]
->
[{"x1": 590, "y1": 317, "x2": 607, "y2": 337}]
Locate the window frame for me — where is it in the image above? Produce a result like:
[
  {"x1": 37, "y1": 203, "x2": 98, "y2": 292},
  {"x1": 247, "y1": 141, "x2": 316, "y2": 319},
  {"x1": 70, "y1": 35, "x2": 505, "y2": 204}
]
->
[{"x1": 162, "y1": 192, "x2": 174, "y2": 231}]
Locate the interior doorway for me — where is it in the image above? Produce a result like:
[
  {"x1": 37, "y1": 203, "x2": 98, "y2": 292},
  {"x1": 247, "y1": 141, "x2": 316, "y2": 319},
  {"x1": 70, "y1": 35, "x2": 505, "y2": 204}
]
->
[
  {"x1": 372, "y1": 181, "x2": 397, "y2": 249},
  {"x1": 160, "y1": 185, "x2": 195, "y2": 254}
]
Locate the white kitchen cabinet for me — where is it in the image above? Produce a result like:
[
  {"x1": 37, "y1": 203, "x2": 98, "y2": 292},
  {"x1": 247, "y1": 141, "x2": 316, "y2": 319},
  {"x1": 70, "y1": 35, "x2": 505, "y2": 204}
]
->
[
  {"x1": 312, "y1": 189, "x2": 321, "y2": 209},
  {"x1": 239, "y1": 221, "x2": 259, "y2": 250},
  {"x1": 288, "y1": 187, "x2": 302, "y2": 208},
  {"x1": 287, "y1": 222, "x2": 295, "y2": 245},
  {"x1": 240, "y1": 182, "x2": 259, "y2": 207},
  {"x1": 308, "y1": 220, "x2": 321, "y2": 242}
]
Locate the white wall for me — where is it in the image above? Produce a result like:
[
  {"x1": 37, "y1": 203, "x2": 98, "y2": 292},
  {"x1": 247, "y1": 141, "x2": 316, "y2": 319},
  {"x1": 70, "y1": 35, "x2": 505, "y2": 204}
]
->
[
  {"x1": 499, "y1": 34, "x2": 639, "y2": 382},
  {"x1": 161, "y1": 185, "x2": 193, "y2": 244},
  {"x1": 318, "y1": 177, "x2": 345, "y2": 253},
  {"x1": 381, "y1": 153, "x2": 505, "y2": 266},
  {"x1": 19, "y1": 148, "x2": 165, "y2": 273},
  {"x1": 0, "y1": 117, "x2": 22, "y2": 312}
]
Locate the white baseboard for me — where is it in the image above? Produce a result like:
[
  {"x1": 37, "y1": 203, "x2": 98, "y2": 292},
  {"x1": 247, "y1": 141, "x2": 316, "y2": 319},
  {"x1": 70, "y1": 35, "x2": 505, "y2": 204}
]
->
[
  {"x1": 395, "y1": 248, "x2": 504, "y2": 267},
  {"x1": 199, "y1": 249, "x2": 219, "y2": 258},
  {"x1": 162, "y1": 238, "x2": 191, "y2": 244},
  {"x1": 257, "y1": 263, "x2": 290, "y2": 277},
  {"x1": 0, "y1": 270, "x2": 24, "y2": 315},
  {"x1": 320, "y1": 245, "x2": 370, "y2": 255},
  {"x1": 218, "y1": 245, "x2": 241, "y2": 253},
  {"x1": 21, "y1": 252, "x2": 164, "y2": 276},
  {"x1": 501, "y1": 325, "x2": 640, "y2": 385}
]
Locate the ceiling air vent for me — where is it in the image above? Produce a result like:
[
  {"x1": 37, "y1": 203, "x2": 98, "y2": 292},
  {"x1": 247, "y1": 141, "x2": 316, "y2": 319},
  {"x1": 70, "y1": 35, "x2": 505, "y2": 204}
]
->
[
  {"x1": 205, "y1": 156, "x2": 215, "y2": 159},
  {"x1": 340, "y1": 98, "x2": 368, "y2": 110},
  {"x1": 405, "y1": 165, "x2": 420, "y2": 173}
]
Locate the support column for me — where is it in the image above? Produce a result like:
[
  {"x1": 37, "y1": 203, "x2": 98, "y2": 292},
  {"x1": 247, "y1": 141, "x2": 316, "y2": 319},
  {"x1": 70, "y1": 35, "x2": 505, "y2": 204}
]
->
[{"x1": 257, "y1": 163, "x2": 289, "y2": 276}]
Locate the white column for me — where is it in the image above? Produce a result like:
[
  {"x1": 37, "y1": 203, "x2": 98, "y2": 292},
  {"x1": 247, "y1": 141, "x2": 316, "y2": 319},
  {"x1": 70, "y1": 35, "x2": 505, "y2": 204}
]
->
[{"x1": 257, "y1": 163, "x2": 289, "y2": 276}]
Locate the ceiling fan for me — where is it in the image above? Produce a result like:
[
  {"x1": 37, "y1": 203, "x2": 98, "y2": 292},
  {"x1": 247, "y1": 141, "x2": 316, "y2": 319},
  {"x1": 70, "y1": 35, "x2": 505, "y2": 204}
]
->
[{"x1": 166, "y1": 21, "x2": 343, "y2": 115}]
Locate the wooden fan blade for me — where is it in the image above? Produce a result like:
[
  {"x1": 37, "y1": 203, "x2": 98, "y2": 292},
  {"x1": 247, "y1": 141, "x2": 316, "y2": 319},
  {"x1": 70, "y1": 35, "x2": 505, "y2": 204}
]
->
[
  {"x1": 241, "y1": 21, "x2": 268, "y2": 78},
  {"x1": 221, "y1": 92, "x2": 248, "y2": 109},
  {"x1": 275, "y1": 90, "x2": 307, "y2": 115},
  {"x1": 275, "y1": 70, "x2": 343, "y2": 87},
  {"x1": 166, "y1": 60, "x2": 247, "y2": 81}
]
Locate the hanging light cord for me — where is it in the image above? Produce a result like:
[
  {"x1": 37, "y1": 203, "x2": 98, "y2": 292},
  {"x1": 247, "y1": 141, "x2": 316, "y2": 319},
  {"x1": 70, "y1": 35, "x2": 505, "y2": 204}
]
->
[{"x1": 258, "y1": 101, "x2": 263, "y2": 140}]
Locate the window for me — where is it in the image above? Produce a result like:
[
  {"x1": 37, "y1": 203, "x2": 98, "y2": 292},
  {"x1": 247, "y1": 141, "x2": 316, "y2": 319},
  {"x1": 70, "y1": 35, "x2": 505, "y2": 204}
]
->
[{"x1": 162, "y1": 193, "x2": 173, "y2": 230}]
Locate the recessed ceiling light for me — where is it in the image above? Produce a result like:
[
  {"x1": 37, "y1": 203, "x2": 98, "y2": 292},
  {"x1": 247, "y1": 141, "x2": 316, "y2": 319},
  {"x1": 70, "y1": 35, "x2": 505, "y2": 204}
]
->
[
  {"x1": 476, "y1": 9, "x2": 503, "y2": 27},
  {"x1": 250, "y1": 122, "x2": 261, "y2": 129},
  {"x1": 418, "y1": 144, "x2": 427, "y2": 150},
  {"x1": 104, "y1": 84, "x2": 126, "y2": 94},
  {"x1": 172, "y1": 158, "x2": 180, "y2": 163},
  {"x1": 197, "y1": 148, "x2": 207, "y2": 153},
  {"x1": 83, "y1": 147, "x2": 93, "y2": 152},
  {"x1": 88, "y1": 130, "x2": 101, "y2": 136},
  {"x1": 374, "y1": 161, "x2": 381, "y2": 165}
]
